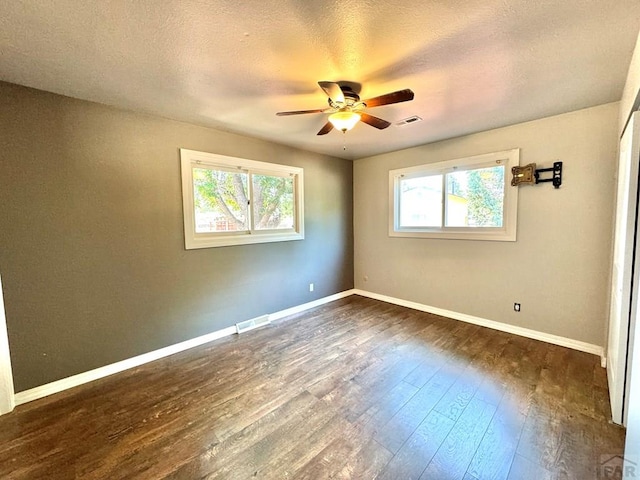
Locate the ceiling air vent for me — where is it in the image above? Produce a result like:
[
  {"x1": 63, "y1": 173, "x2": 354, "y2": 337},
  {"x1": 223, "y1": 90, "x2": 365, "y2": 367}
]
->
[{"x1": 396, "y1": 116, "x2": 422, "y2": 127}]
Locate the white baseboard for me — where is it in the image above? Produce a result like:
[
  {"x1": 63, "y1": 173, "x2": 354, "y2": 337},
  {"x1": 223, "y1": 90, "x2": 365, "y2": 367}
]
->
[
  {"x1": 353, "y1": 289, "x2": 605, "y2": 359},
  {"x1": 269, "y1": 289, "x2": 356, "y2": 321},
  {"x1": 14, "y1": 326, "x2": 238, "y2": 406},
  {"x1": 13, "y1": 287, "x2": 605, "y2": 408},
  {"x1": 14, "y1": 290, "x2": 356, "y2": 406},
  {"x1": 0, "y1": 274, "x2": 15, "y2": 415}
]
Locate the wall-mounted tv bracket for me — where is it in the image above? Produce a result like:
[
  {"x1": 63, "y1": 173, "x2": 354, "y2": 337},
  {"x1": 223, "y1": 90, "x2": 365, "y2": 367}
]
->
[{"x1": 511, "y1": 161, "x2": 562, "y2": 188}]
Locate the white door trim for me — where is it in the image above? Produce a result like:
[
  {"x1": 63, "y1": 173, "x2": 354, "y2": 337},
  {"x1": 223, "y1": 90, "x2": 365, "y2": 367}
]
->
[
  {"x1": 608, "y1": 111, "x2": 640, "y2": 425},
  {"x1": 0, "y1": 274, "x2": 15, "y2": 415}
]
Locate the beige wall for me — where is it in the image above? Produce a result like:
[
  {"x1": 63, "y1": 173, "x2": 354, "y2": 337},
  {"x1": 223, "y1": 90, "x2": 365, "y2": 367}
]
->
[
  {"x1": 354, "y1": 102, "x2": 619, "y2": 347},
  {"x1": 0, "y1": 82, "x2": 354, "y2": 392}
]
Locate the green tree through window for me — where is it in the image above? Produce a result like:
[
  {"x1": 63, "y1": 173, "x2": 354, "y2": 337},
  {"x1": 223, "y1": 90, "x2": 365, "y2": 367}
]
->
[
  {"x1": 252, "y1": 174, "x2": 294, "y2": 230},
  {"x1": 390, "y1": 148, "x2": 519, "y2": 241},
  {"x1": 181, "y1": 149, "x2": 304, "y2": 249},
  {"x1": 193, "y1": 168, "x2": 248, "y2": 232},
  {"x1": 192, "y1": 168, "x2": 295, "y2": 233},
  {"x1": 466, "y1": 166, "x2": 504, "y2": 227}
]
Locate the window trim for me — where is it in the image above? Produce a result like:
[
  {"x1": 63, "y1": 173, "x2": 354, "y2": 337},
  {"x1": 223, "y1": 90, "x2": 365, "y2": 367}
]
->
[
  {"x1": 180, "y1": 149, "x2": 304, "y2": 249},
  {"x1": 389, "y1": 149, "x2": 519, "y2": 241}
]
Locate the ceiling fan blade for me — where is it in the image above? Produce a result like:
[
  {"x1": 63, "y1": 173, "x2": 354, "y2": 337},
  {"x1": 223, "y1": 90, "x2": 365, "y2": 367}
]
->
[
  {"x1": 318, "y1": 81, "x2": 345, "y2": 104},
  {"x1": 317, "y1": 122, "x2": 334, "y2": 135},
  {"x1": 363, "y1": 89, "x2": 414, "y2": 108},
  {"x1": 360, "y1": 113, "x2": 391, "y2": 130},
  {"x1": 276, "y1": 108, "x2": 326, "y2": 116}
]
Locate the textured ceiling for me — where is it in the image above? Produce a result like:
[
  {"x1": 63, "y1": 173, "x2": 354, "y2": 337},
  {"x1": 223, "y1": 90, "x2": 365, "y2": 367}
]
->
[{"x1": 1, "y1": 1, "x2": 639, "y2": 160}]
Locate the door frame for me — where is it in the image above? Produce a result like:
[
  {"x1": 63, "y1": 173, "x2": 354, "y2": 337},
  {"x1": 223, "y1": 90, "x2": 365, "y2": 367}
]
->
[
  {"x1": 0, "y1": 274, "x2": 15, "y2": 415},
  {"x1": 608, "y1": 111, "x2": 640, "y2": 425}
]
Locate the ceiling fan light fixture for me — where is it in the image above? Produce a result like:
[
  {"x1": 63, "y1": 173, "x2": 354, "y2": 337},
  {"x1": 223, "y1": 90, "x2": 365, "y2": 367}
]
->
[{"x1": 328, "y1": 111, "x2": 361, "y2": 132}]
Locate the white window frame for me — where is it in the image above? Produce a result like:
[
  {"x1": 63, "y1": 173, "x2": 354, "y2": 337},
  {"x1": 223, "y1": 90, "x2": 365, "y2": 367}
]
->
[
  {"x1": 180, "y1": 149, "x2": 304, "y2": 249},
  {"x1": 389, "y1": 148, "x2": 519, "y2": 241}
]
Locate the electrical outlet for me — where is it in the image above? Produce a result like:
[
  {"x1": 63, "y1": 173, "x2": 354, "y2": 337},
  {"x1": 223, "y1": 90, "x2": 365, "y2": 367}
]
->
[
  {"x1": 363, "y1": 275, "x2": 369, "y2": 282},
  {"x1": 514, "y1": 303, "x2": 521, "y2": 312},
  {"x1": 309, "y1": 283, "x2": 314, "y2": 292}
]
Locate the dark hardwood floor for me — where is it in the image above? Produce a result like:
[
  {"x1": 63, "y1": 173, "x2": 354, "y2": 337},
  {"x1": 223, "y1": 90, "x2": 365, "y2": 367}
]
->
[{"x1": 0, "y1": 296, "x2": 625, "y2": 479}]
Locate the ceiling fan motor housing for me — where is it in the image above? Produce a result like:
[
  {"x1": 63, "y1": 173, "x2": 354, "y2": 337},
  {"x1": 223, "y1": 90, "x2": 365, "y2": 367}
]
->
[{"x1": 328, "y1": 86, "x2": 362, "y2": 110}]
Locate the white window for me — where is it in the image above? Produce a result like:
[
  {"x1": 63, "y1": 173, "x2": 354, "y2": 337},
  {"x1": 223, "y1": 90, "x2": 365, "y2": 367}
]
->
[
  {"x1": 180, "y1": 149, "x2": 304, "y2": 249},
  {"x1": 389, "y1": 149, "x2": 519, "y2": 241}
]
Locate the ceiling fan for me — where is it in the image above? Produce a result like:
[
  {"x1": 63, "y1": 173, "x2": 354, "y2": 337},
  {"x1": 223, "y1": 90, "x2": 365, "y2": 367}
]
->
[{"x1": 276, "y1": 81, "x2": 415, "y2": 135}]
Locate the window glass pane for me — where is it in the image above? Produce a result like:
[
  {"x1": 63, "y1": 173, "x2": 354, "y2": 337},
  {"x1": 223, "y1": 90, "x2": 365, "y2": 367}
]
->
[
  {"x1": 445, "y1": 165, "x2": 505, "y2": 227},
  {"x1": 399, "y1": 175, "x2": 443, "y2": 227},
  {"x1": 252, "y1": 174, "x2": 295, "y2": 230},
  {"x1": 192, "y1": 167, "x2": 248, "y2": 233}
]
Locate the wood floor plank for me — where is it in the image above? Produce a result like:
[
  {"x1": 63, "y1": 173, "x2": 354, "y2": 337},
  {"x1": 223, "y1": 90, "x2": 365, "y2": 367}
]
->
[
  {"x1": 466, "y1": 385, "x2": 530, "y2": 480},
  {"x1": 333, "y1": 437, "x2": 393, "y2": 480},
  {"x1": 515, "y1": 394, "x2": 562, "y2": 472},
  {"x1": 288, "y1": 412, "x2": 382, "y2": 480},
  {"x1": 551, "y1": 407, "x2": 599, "y2": 479},
  {"x1": 506, "y1": 454, "x2": 553, "y2": 480},
  {"x1": 207, "y1": 401, "x2": 346, "y2": 479},
  {"x1": 403, "y1": 351, "x2": 447, "y2": 388},
  {"x1": 148, "y1": 390, "x2": 319, "y2": 479},
  {"x1": 0, "y1": 296, "x2": 624, "y2": 479},
  {"x1": 209, "y1": 395, "x2": 338, "y2": 479},
  {"x1": 563, "y1": 351, "x2": 598, "y2": 417},
  {"x1": 374, "y1": 360, "x2": 462, "y2": 453},
  {"x1": 420, "y1": 396, "x2": 497, "y2": 480},
  {"x1": 347, "y1": 380, "x2": 419, "y2": 436},
  {"x1": 377, "y1": 410, "x2": 455, "y2": 480},
  {"x1": 433, "y1": 364, "x2": 483, "y2": 422},
  {"x1": 258, "y1": 411, "x2": 350, "y2": 478},
  {"x1": 535, "y1": 345, "x2": 570, "y2": 400}
]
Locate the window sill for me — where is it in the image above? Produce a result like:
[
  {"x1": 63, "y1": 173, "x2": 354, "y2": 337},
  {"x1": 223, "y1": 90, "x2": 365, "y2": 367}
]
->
[
  {"x1": 389, "y1": 228, "x2": 516, "y2": 242},
  {"x1": 186, "y1": 231, "x2": 304, "y2": 249}
]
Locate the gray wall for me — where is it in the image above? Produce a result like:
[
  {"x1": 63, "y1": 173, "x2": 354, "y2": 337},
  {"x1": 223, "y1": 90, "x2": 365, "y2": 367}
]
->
[
  {"x1": 0, "y1": 82, "x2": 354, "y2": 392},
  {"x1": 354, "y1": 102, "x2": 618, "y2": 347}
]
